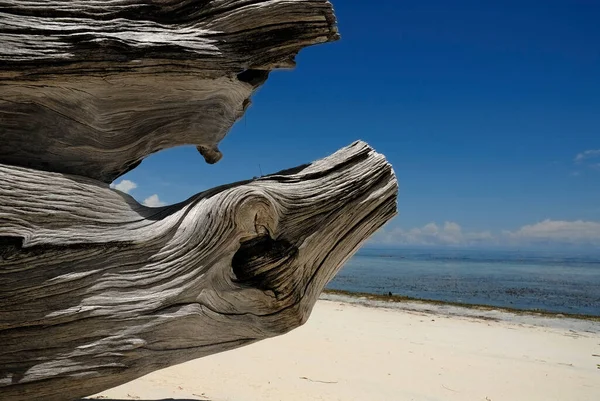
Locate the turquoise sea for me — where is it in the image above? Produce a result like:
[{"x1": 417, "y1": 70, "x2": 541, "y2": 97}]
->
[{"x1": 327, "y1": 248, "x2": 600, "y2": 316}]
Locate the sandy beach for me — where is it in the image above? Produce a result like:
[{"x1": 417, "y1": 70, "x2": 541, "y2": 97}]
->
[{"x1": 89, "y1": 297, "x2": 600, "y2": 401}]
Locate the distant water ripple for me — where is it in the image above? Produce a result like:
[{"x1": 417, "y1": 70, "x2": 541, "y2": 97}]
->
[{"x1": 327, "y1": 248, "x2": 600, "y2": 316}]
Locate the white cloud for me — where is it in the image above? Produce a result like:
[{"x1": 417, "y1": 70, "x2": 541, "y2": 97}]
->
[
  {"x1": 371, "y1": 221, "x2": 493, "y2": 247},
  {"x1": 507, "y1": 219, "x2": 600, "y2": 246},
  {"x1": 575, "y1": 149, "x2": 600, "y2": 163},
  {"x1": 110, "y1": 179, "x2": 137, "y2": 194},
  {"x1": 109, "y1": 180, "x2": 167, "y2": 207},
  {"x1": 372, "y1": 219, "x2": 600, "y2": 247},
  {"x1": 142, "y1": 194, "x2": 167, "y2": 207}
]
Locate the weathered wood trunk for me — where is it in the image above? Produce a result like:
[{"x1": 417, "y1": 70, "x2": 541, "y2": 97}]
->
[
  {"x1": 1, "y1": 142, "x2": 397, "y2": 401},
  {"x1": 0, "y1": 2, "x2": 398, "y2": 401}
]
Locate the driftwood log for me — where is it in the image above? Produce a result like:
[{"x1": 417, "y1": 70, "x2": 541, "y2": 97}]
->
[{"x1": 0, "y1": 1, "x2": 399, "y2": 401}]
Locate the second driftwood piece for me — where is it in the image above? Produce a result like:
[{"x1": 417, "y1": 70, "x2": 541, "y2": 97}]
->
[
  {"x1": 0, "y1": 141, "x2": 398, "y2": 401},
  {"x1": 0, "y1": 0, "x2": 339, "y2": 182}
]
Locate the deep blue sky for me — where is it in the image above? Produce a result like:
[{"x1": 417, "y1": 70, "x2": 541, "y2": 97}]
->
[{"x1": 115, "y1": 0, "x2": 600, "y2": 248}]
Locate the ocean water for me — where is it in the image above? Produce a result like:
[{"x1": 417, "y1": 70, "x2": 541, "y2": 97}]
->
[{"x1": 327, "y1": 248, "x2": 600, "y2": 316}]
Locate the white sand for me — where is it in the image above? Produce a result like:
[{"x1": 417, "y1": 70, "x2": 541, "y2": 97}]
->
[{"x1": 89, "y1": 299, "x2": 600, "y2": 401}]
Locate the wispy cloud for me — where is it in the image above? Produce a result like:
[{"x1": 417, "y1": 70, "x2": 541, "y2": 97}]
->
[
  {"x1": 142, "y1": 194, "x2": 167, "y2": 207},
  {"x1": 372, "y1": 219, "x2": 600, "y2": 247},
  {"x1": 506, "y1": 219, "x2": 600, "y2": 246},
  {"x1": 371, "y1": 222, "x2": 493, "y2": 247},
  {"x1": 110, "y1": 179, "x2": 168, "y2": 207},
  {"x1": 575, "y1": 149, "x2": 600, "y2": 163},
  {"x1": 110, "y1": 179, "x2": 137, "y2": 194}
]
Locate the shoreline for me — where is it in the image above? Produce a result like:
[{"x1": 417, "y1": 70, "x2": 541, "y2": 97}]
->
[
  {"x1": 322, "y1": 289, "x2": 600, "y2": 321},
  {"x1": 88, "y1": 297, "x2": 600, "y2": 401}
]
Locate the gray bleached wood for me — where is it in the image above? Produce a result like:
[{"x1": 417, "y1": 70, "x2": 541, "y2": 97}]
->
[
  {"x1": 0, "y1": 2, "x2": 400, "y2": 400},
  {"x1": 0, "y1": 141, "x2": 398, "y2": 401},
  {"x1": 0, "y1": 0, "x2": 339, "y2": 182}
]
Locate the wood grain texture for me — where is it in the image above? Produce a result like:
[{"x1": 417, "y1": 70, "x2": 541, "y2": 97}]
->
[
  {"x1": 0, "y1": 3, "x2": 401, "y2": 400},
  {"x1": 0, "y1": 0, "x2": 338, "y2": 71},
  {"x1": 0, "y1": 0, "x2": 339, "y2": 182},
  {"x1": 0, "y1": 141, "x2": 398, "y2": 401}
]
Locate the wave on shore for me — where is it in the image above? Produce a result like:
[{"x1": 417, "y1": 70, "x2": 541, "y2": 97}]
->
[{"x1": 321, "y1": 289, "x2": 600, "y2": 332}]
